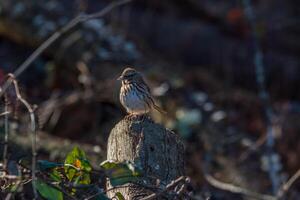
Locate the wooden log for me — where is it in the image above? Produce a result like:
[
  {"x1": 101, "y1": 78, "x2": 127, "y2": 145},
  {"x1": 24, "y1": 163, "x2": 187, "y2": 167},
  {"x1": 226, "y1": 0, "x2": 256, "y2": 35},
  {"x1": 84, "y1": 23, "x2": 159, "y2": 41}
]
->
[{"x1": 106, "y1": 116, "x2": 184, "y2": 199}]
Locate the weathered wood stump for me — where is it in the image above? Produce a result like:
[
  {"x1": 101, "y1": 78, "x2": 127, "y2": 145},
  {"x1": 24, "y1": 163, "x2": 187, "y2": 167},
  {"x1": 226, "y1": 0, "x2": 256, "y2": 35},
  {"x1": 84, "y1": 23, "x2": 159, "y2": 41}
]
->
[{"x1": 106, "y1": 116, "x2": 184, "y2": 199}]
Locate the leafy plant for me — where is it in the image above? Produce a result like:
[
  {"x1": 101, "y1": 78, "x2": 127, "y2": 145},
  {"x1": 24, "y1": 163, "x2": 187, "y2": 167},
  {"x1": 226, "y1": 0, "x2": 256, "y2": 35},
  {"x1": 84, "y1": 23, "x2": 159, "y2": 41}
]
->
[
  {"x1": 36, "y1": 179, "x2": 63, "y2": 200},
  {"x1": 34, "y1": 147, "x2": 141, "y2": 200},
  {"x1": 64, "y1": 146, "x2": 92, "y2": 184}
]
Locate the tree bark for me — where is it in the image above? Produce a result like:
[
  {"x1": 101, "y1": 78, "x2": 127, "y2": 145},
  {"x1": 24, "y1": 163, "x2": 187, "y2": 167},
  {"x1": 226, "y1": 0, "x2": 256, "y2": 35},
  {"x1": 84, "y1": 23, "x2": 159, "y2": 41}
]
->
[{"x1": 106, "y1": 116, "x2": 184, "y2": 199}]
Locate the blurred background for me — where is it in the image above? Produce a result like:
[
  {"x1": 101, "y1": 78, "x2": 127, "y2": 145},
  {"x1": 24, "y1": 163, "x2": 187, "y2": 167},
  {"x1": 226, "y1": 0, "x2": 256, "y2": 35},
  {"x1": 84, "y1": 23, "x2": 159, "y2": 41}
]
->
[{"x1": 0, "y1": 0, "x2": 300, "y2": 199}]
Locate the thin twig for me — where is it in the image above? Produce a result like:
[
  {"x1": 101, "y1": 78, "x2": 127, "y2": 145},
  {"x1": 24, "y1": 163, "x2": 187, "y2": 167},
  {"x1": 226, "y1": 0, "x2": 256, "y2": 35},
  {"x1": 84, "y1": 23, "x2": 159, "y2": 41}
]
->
[
  {"x1": 5, "y1": 74, "x2": 38, "y2": 199},
  {"x1": 4, "y1": 180, "x2": 22, "y2": 200},
  {"x1": 82, "y1": 0, "x2": 132, "y2": 21},
  {"x1": 204, "y1": 174, "x2": 276, "y2": 200},
  {"x1": 242, "y1": 0, "x2": 281, "y2": 194},
  {"x1": 0, "y1": 174, "x2": 20, "y2": 179},
  {"x1": 139, "y1": 176, "x2": 187, "y2": 200},
  {"x1": 277, "y1": 168, "x2": 300, "y2": 198},
  {"x1": 1, "y1": 164, "x2": 26, "y2": 200},
  {"x1": 2, "y1": 94, "x2": 9, "y2": 170},
  {"x1": 64, "y1": 163, "x2": 81, "y2": 171},
  {"x1": 0, "y1": 111, "x2": 10, "y2": 117},
  {"x1": 238, "y1": 131, "x2": 267, "y2": 162},
  {"x1": 176, "y1": 177, "x2": 190, "y2": 195},
  {"x1": 0, "y1": 0, "x2": 132, "y2": 98}
]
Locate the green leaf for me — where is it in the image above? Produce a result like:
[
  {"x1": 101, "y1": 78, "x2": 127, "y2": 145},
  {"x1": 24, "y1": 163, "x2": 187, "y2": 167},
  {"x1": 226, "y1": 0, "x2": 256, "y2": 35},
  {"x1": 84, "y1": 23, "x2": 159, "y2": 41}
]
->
[
  {"x1": 65, "y1": 167, "x2": 77, "y2": 181},
  {"x1": 36, "y1": 179, "x2": 63, "y2": 200},
  {"x1": 50, "y1": 168, "x2": 62, "y2": 182},
  {"x1": 100, "y1": 160, "x2": 142, "y2": 186},
  {"x1": 115, "y1": 192, "x2": 125, "y2": 200},
  {"x1": 72, "y1": 172, "x2": 91, "y2": 185},
  {"x1": 64, "y1": 146, "x2": 92, "y2": 182},
  {"x1": 81, "y1": 173, "x2": 91, "y2": 185},
  {"x1": 38, "y1": 160, "x2": 62, "y2": 171}
]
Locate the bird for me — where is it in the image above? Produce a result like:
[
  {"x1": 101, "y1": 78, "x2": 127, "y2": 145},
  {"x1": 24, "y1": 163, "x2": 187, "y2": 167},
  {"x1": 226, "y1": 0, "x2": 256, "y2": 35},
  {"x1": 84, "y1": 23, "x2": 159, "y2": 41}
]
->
[{"x1": 118, "y1": 67, "x2": 166, "y2": 116}]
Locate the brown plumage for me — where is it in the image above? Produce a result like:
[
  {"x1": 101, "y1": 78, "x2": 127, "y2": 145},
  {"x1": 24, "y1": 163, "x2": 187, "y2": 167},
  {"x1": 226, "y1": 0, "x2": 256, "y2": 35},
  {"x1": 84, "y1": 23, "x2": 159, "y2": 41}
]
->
[{"x1": 118, "y1": 67, "x2": 166, "y2": 115}]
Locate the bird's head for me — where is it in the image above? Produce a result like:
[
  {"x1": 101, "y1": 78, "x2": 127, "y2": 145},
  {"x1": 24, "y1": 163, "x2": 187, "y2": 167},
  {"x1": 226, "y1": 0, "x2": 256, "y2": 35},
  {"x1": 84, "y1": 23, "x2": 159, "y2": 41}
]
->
[{"x1": 118, "y1": 67, "x2": 142, "y2": 83}]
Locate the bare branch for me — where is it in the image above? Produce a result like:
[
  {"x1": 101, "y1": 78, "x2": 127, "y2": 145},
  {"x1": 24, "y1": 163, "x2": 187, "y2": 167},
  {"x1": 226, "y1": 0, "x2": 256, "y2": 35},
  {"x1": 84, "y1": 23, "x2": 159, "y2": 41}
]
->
[
  {"x1": 0, "y1": 111, "x2": 10, "y2": 117},
  {"x1": 5, "y1": 74, "x2": 38, "y2": 199},
  {"x1": 140, "y1": 176, "x2": 188, "y2": 200},
  {"x1": 0, "y1": 0, "x2": 132, "y2": 98},
  {"x1": 204, "y1": 174, "x2": 276, "y2": 200},
  {"x1": 277, "y1": 168, "x2": 300, "y2": 198}
]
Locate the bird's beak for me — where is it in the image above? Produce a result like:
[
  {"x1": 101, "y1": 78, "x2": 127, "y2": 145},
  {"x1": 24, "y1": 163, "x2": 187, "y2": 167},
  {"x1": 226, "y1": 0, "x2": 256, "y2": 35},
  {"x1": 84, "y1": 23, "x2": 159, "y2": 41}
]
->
[{"x1": 117, "y1": 75, "x2": 123, "y2": 81}]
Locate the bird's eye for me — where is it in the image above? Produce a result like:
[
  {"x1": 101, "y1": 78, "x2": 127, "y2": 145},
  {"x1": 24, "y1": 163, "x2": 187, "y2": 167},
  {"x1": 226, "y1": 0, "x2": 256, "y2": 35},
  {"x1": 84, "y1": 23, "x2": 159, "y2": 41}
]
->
[{"x1": 124, "y1": 73, "x2": 134, "y2": 78}]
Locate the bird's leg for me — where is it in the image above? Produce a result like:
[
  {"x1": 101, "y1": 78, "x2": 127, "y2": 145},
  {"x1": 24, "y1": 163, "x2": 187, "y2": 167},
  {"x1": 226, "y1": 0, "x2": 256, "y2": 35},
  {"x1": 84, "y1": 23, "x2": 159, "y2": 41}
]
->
[{"x1": 139, "y1": 106, "x2": 149, "y2": 122}]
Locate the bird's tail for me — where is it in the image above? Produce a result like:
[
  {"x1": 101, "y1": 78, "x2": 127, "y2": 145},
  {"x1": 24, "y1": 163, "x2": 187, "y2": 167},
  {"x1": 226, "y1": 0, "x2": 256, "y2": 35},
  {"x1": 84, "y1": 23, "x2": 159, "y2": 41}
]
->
[{"x1": 153, "y1": 104, "x2": 167, "y2": 114}]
